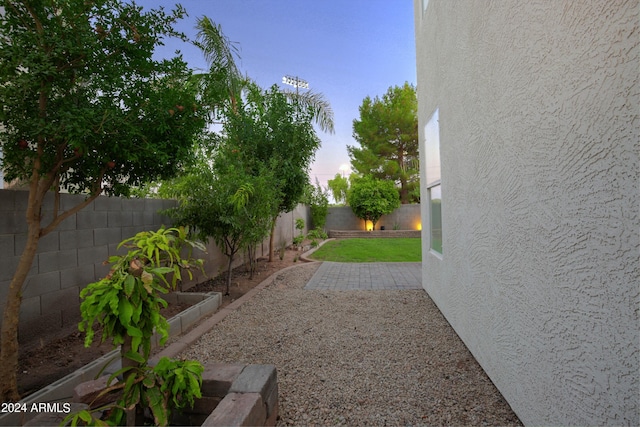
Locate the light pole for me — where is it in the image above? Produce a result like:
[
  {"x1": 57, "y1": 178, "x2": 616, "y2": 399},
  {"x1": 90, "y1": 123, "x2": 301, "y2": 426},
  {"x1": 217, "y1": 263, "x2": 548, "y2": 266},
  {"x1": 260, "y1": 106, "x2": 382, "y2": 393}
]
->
[{"x1": 282, "y1": 75, "x2": 309, "y2": 96}]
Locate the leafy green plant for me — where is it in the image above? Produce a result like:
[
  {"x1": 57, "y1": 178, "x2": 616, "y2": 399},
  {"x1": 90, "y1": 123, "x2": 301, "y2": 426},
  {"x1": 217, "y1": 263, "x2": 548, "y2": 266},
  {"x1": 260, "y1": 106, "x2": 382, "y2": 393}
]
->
[
  {"x1": 292, "y1": 218, "x2": 305, "y2": 248},
  {"x1": 307, "y1": 227, "x2": 328, "y2": 248},
  {"x1": 292, "y1": 235, "x2": 305, "y2": 247},
  {"x1": 305, "y1": 179, "x2": 330, "y2": 229},
  {"x1": 347, "y1": 175, "x2": 401, "y2": 230},
  {"x1": 278, "y1": 240, "x2": 287, "y2": 260},
  {"x1": 68, "y1": 227, "x2": 206, "y2": 426}
]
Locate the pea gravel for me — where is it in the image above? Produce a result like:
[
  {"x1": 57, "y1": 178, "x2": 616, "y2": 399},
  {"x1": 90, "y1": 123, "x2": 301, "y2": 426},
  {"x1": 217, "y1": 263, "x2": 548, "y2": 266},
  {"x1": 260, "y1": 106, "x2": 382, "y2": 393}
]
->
[{"x1": 180, "y1": 262, "x2": 522, "y2": 426}]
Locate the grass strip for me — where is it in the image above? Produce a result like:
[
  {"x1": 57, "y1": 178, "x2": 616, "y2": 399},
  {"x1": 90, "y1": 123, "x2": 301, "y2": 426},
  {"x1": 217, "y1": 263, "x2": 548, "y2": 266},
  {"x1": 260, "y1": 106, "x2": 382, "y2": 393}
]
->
[{"x1": 309, "y1": 238, "x2": 421, "y2": 262}]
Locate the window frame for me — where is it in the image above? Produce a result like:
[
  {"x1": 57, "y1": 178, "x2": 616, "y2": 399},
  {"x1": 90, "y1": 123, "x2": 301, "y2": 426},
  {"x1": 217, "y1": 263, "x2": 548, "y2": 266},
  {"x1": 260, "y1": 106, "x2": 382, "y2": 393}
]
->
[{"x1": 424, "y1": 108, "x2": 442, "y2": 256}]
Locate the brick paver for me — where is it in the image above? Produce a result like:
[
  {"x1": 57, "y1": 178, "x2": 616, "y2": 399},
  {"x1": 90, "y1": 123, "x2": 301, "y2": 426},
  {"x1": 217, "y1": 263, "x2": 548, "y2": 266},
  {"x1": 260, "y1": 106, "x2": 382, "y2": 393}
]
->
[{"x1": 304, "y1": 262, "x2": 422, "y2": 290}]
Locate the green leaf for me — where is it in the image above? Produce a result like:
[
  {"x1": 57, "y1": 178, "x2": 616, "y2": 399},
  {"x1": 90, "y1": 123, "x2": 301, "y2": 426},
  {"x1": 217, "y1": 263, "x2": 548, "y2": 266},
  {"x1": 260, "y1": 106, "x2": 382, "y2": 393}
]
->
[
  {"x1": 123, "y1": 350, "x2": 146, "y2": 364},
  {"x1": 126, "y1": 326, "x2": 143, "y2": 337},
  {"x1": 124, "y1": 275, "x2": 136, "y2": 297},
  {"x1": 145, "y1": 387, "x2": 169, "y2": 427},
  {"x1": 118, "y1": 298, "x2": 134, "y2": 326},
  {"x1": 143, "y1": 374, "x2": 156, "y2": 388},
  {"x1": 79, "y1": 410, "x2": 92, "y2": 423}
]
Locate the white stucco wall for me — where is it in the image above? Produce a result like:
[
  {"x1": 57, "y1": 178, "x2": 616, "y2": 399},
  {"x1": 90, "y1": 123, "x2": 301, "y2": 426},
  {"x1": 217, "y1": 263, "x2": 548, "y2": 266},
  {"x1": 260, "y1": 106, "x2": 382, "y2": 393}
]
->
[{"x1": 414, "y1": 1, "x2": 639, "y2": 425}]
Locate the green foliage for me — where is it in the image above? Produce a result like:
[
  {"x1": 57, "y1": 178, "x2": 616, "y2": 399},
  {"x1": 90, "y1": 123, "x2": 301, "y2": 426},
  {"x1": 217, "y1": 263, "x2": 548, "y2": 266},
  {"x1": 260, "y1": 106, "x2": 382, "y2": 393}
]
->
[
  {"x1": 165, "y1": 141, "x2": 278, "y2": 294},
  {"x1": 239, "y1": 84, "x2": 322, "y2": 216},
  {"x1": 305, "y1": 179, "x2": 330, "y2": 230},
  {"x1": 292, "y1": 235, "x2": 305, "y2": 247},
  {"x1": 0, "y1": 0, "x2": 206, "y2": 197},
  {"x1": 307, "y1": 227, "x2": 328, "y2": 247},
  {"x1": 292, "y1": 218, "x2": 305, "y2": 247},
  {"x1": 347, "y1": 175, "x2": 401, "y2": 230},
  {"x1": 79, "y1": 227, "x2": 204, "y2": 356},
  {"x1": 0, "y1": 1, "x2": 206, "y2": 399},
  {"x1": 75, "y1": 227, "x2": 205, "y2": 426},
  {"x1": 349, "y1": 82, "x2": 419, "y2": 204},
  {"x1": 62, "y1": 357, "x2": 204, "y2": 426},
  {"x1": 327, "y1": 173, "x2": 349, "y2": 205},
  {"x1": 309, "y1": 238, "x2": 421, "y2": 262}
]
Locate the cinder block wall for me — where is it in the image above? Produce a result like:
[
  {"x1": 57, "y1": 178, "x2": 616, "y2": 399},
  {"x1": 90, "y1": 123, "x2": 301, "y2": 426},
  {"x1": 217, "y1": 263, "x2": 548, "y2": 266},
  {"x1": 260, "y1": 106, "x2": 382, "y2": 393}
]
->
[
  {"x1": 325, "y1": 204, "x2": 421, "y2": 231},
  {"x1": 0, "y1": 189, "x2": 176, "y2": 346},
  {"x1": 0, "y1": 189, "x2": 309, "y2": 347}
]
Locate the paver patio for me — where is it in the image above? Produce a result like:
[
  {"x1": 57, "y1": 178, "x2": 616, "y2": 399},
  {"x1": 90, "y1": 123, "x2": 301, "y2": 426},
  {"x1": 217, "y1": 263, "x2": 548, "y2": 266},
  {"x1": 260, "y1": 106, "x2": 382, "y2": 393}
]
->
[{"x1": 304, "y1": 261, "x2": 422, "y2": 290}]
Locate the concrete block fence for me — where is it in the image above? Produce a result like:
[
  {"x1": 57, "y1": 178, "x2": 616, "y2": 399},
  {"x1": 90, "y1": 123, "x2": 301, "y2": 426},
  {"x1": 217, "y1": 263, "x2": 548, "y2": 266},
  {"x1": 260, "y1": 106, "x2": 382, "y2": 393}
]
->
[
  {"x1": 325, "y1": 204, "x2": 421, "y2": 231},
  {"x1": 0, "y1": 189, "x2": 310, "y2": 348}
]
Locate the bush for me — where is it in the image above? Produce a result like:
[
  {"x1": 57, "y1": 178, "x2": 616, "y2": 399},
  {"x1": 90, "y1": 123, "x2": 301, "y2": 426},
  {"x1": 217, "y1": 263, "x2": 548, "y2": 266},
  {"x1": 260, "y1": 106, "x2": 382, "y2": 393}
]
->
[
  {"x1": 307, "y1": 227, "x2": 328, "y2": 247},
  {"x1": 305, "y1": 180, "x2": 329, "y2": 229}
]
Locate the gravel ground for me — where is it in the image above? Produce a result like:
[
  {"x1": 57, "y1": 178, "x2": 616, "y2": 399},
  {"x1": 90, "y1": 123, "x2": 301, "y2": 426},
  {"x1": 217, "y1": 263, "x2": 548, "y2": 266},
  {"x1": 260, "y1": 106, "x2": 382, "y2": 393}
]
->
[{"x1": 181, "y1": 263, "x2": 522, "y2": 426}]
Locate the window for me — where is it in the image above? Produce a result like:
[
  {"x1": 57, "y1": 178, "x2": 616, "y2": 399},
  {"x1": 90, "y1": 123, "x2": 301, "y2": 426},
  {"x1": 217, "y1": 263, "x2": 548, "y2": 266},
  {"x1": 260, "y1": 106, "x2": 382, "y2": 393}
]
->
[
  {"x1": 425, "y1": 109, "x2": 442, "y2": 255},
  {"x1": 422, "y1": 0, "x2": 429, "y2": 14}
]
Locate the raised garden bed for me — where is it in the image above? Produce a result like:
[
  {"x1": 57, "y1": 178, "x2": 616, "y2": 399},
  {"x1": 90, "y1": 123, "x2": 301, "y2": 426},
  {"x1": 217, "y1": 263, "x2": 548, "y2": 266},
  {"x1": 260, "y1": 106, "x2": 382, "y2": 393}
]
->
[
  {"x1": 328, "y1": 229, "x2": 421, "y2": 238},
  {"x1": 24, "y1": 363, "x2": 278, "y2": 427},
  {"x1": 0, "y1": 291, "x2": 221, "y2": 427}
]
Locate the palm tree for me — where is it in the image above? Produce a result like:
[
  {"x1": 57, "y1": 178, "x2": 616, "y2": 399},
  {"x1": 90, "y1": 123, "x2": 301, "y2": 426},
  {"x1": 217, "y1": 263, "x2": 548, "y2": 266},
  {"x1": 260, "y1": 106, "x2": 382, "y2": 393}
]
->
[
  {"x1": 282, "y1": 89, "x2": 335, "y2": 134},
  {"x1": 192, "y1": 16, "x2": 245, "y2": 115},
  {"x1": 192, "y1": 16, "x2": 335, "y2": 262}
]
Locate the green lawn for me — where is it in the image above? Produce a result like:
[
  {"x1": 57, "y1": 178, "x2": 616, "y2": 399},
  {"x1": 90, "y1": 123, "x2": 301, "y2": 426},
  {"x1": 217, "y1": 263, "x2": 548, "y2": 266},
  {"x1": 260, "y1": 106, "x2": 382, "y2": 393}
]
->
[{"x1": 309, "y1": 238, "x2": 421, "y2": 262}]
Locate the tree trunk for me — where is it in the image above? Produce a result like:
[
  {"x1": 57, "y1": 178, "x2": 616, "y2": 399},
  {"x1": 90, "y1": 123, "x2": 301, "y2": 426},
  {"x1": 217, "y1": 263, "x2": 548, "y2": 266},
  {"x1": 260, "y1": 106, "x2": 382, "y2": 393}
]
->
[
  {"x1": 399, "y1": 184, "x2": 409, "y2": 204},
  {"x1": 268, "y1": 220, "x2": 276, "y2": 262},
  {"x1": 0, "y1": 223, "x2": 40, "y2": 401},
  {"x1": 247, "y1": 245, "x2": 256, "y2": 280},
  {"x1": 225, "y1": 254, "x2": 234, "y2": 296},
  {"x1": 121, "y1": 336, "x2": 140, "y2": 426}
]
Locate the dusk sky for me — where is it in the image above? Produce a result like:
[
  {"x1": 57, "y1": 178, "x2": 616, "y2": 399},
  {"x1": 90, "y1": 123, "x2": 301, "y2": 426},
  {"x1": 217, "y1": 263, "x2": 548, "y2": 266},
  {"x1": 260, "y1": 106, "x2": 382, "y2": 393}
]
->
[{"x1": 135, "y1": 0, "x2": 417, "y2": 190}]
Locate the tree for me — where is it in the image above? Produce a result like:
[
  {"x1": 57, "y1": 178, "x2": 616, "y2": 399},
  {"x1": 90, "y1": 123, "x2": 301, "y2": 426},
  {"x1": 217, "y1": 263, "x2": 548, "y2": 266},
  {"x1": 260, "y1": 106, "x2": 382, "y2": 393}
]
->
[
  {"x1": 305, "y1": 178, "x2": 330, "y2": 230},
  {"x1": 230, "y1": 84, "x2": 324, "y2": 261},
  {"x1": 347, "y1": 175, "x2": 401, "y2": 230},
  {"x1": 192, "y1": 19, "x2": 334, "y2": 262},
  {"x1": 165, "y1": 141, "x2": 277, "y2": 295},
  {"x1": 0, "y1": 1, "x2": 205, "y2": 401},
  {"x1": 327, "y1": 173, "x2": 349, "y2": 205},
  {"x1": 349, "y1": 82, "x2": 419, "y2": 204}
]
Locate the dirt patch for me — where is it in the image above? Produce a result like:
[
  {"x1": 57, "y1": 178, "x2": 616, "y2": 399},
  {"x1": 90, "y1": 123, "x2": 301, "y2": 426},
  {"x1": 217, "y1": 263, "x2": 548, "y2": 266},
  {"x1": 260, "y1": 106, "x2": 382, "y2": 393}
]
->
[
  {"x1": 17, "y1": 244, "x2": 311, "y2": 399},
  {"x1": 185, "y1": 246, "x2": 311, "y2": 307}
]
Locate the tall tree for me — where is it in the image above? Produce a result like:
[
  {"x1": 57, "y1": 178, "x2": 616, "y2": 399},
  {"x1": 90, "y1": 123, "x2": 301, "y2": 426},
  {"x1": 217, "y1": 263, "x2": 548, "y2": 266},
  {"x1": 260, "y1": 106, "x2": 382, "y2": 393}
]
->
[
  {"x1": 347, "y1": 175, "x2": 401, "y2": 231},
  {"x1": 164, "y1": 142, "x2": 277, "y2": 295},
  {"x1": 349, "y1": 82, "x2": 419, "y2": 204},
  {"x1": 0, "y1": 0, "x2": 205, "y2": 401},
  {"x1": 243, "y1": 85, "x2": 323, "y2": 261},
  {"x1": 327, "y1": 172, "x2": 349, "y2": 205}
]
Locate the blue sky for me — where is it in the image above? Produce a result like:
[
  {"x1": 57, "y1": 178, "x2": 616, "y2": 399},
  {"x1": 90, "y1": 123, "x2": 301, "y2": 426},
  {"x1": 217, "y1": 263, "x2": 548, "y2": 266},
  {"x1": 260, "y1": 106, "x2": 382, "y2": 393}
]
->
[{"x1": 135, "y1": 0, "x2": 417, "y2": 189}]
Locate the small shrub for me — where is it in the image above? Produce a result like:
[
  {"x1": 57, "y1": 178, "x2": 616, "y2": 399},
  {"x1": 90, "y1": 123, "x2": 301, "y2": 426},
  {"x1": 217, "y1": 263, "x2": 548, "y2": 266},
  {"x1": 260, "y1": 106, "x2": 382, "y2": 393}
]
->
[
  {"x1": 307, "y1": 227, "x2": 328, "y2": 241},
  {"x1": 293, "y1": 235, "x2": 304, "y2": 247},
  {"x1": 69, "y1": 227, "x2": 206, "y2": 426},
  {"x1": 307, "y1": 227, "x2": 327, "y2": 248}
]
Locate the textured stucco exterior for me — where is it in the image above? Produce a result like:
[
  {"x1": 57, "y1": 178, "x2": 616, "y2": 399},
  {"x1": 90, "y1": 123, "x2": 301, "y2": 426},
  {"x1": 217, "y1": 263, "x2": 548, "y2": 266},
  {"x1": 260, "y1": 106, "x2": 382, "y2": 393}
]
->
[{"x1": 414, "y1": 1, "x2": 639, "y2": 425}]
